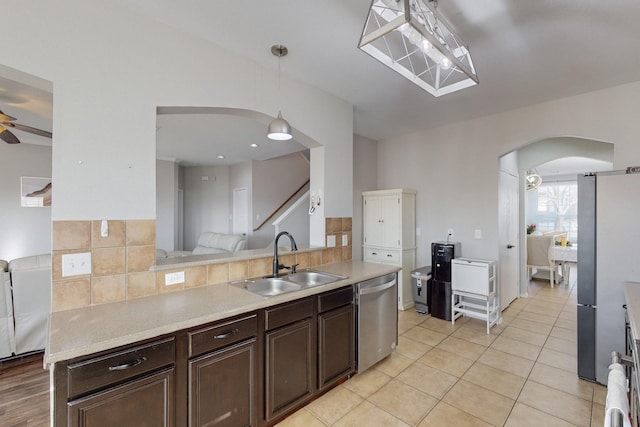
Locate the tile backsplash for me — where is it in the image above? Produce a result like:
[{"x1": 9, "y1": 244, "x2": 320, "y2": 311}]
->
[{"x1": 51, "y1": 219, "x2": 340, "y2": 312}]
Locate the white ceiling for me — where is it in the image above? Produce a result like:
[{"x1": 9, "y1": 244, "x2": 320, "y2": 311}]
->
[{"x1": 3, "y1": 0, "x2": 640, "y2": 167}]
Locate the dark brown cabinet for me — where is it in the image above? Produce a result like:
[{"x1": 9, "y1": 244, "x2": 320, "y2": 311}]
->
[
  {"x1": 188, "y1": 315, "x2": 258, "y2": 427},
  {"x1": 61, "y1": 337, "x2": 176, "y2": 427},
  {"x1": 264, "y1": 298, "x2": 315, "y2": 421}
]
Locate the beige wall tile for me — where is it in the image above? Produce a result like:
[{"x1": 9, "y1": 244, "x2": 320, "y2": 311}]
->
[
  {"x1": 342, "y1": 217, "x2": 352, "y2": 232},
  {"x1": 126, "y1": 271, "x2": 157, "y2": 299},
  {"x1": 296, "y1": 252, "x2": 310, "y2": 269},
  {"x1": 229, "y1": 261, "x2": 249, "y2": 281},
  {"x1": 52, "y1": 278, "x2": 91, "y2": 311},
  {"x1": 341, "y1": 247, "x2": 352, "y2": 261},
  {"x1": 207, "y1": 264, "x2": 229, "y2": 285},
  {"x1": 91, "y1": 220, "x2": 125, "y2": 248},
  {"x1": 92, "y1": 247, "x2": 125, "y2": 276},
  {"x1": 325, "y1": 217, "x2": 342, "y2": 234},
  {"x1": 92, "y1": 274, "x2": 126, "y2": 304},
  {"x1": 53, "y1": 221, "x2": 91, "y2": 250},
  {"x1": 309, "y1": 250, "x2": 322, "y2": 267},
  {"x1": 280, "y1": 254, "x2": 296, "y2": 271},
  {"x1": 126, "y1": 245, "x2": 156, "y2": 273},
  {"x1": 52, "y1": 249, "x2": 92, "y2": 281},
  {"x1": 322, "y1": 248, "x2": 341, "y2": 265},
  {"x1": 184, "y1": 266, "x2": 207, "y2": 288},
  {"x1": 249, "y1": 257, "x2": 271, "y2": 278},
  {"x1": 126, "y1": 220, "x2": 156, "y2": 246}
]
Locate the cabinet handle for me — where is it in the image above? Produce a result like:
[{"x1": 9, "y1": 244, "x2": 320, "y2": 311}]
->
[
  {"x1": 386, "y1": 254, "x2": 392, "y2": 257},
  {"x1": 108, "y1": 356, "x2": 147, "y2": 371},
  {"x1": 213, "y1": 328, "x2": 239, "y2": 340},
  {"x1": 371, "y1": 252, "x2": 377, "y2": 256}
]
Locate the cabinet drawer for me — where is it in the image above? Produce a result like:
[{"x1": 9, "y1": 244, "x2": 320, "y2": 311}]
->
[
  {"x1": 364, "y1": 248, "x2": 400, "y2": 265},
  {"x1": 188, "y1": 314, "x2": 257, "y2": 357},
  {"x1": 318, "y1": 286, "x2": 353, "y2": 313},
  {"x1": 265, "y1": 297, "x2": 313, "y2": 331},
  {"x1": 67, "y1": 337, "x2": 175, "y2": 399}
]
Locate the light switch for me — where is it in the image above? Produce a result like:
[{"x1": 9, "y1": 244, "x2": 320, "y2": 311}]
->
[
  {"x1": 327, "y1": 235, "x2": 336, "y2": 247},
  {"x1": 474, "y1": 229, "x2": 482, "y2": 239},
  {"x1": 62, "y1": 252, "x2": 92, "y2": 277},
  {"x1": 342, "y1": 234, "x2": 349, "y2": 246}
]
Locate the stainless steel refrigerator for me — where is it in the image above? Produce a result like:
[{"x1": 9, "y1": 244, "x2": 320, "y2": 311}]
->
[{"x1": 577, "y1": 170, "x2": 640, "y2": 384}]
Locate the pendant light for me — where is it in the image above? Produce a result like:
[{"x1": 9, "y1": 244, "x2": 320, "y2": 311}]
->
[{"x1": 267, "y1": 44, "x2": 293, "y2": 141}]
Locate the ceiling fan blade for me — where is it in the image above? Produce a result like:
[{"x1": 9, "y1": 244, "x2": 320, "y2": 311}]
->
[
  {"x1": 0, "y1": 109, "x2": 16, "y2": 122},
  {"x1": 2, "y1": 122, "x2": 52, "y2": 138},
  {"x1": 0, "y1": 125, "x2": 21, "y2": 144}
]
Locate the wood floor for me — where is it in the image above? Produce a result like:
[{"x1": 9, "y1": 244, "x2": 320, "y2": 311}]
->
[{"x1": 0, "y1": 353, "x2": 49, "y2": 426}]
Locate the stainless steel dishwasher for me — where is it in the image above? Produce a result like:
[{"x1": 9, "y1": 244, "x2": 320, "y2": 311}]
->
[{"x1": 356, "y1": 272, "x2": 398, "y2": 373}]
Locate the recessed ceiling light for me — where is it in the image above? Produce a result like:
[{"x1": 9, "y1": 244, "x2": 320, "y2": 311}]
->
[
  {"x1": 217, "y1": 155, "x2": 225, "y2": 159},
  {"x1": 250, "y1": 143, "x2": 259, "y2": 148}
]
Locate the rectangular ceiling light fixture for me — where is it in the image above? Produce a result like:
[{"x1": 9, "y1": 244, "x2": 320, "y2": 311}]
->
[{"x1": 358, "y1": 0, "x2": 478, "y2": 97}]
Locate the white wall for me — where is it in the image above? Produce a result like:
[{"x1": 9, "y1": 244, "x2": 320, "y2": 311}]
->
[
  {"x1": 0, "y1": 142, "x2": 52, "y2": 260},
  {"x1": 352, "y1": 135, "x2": 378, "y2": 261},
  {"x1": 375, "y1": 81, "x2": 640, "y2": 268},
  {"x1": 156, "y1": 159, "x2": 179, "y2": 251},
  {"x1": 0, "y1": 1, "x2": 352, "y2": 242},
  {"x1": 228, "y1": 161, "x2": 252, "y2": 236}
]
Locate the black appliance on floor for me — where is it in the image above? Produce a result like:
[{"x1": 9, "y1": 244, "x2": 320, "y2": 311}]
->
[{"x1": 430, "y1": 241, "x2": 461, "y2": 320}]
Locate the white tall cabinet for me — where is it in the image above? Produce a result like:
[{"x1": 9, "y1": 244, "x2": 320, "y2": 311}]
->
[{"x1": 363, "y1": 189, "x2": 416, "y2": 310}]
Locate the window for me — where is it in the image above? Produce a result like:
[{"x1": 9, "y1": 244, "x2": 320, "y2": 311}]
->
[{"x1": 526, "y1": 180, "x2": 578, "y2": 242}]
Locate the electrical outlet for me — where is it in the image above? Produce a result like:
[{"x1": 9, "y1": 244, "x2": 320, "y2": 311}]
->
[
  {"x1": 165, "y1": 271, "x2": 185, "y2": 285},
  {"x1": 474, "y1": 229, "x2": 482, "y2": 239},
  {"x1": 327, "y1": 235, "x2": 336, "y2": 247},
  {"x1": 62, "y1": 252, "x2": 92, "y2": 277},
  {"x1": 342, "y1": 234, "x2": 348, "y2": 246}
]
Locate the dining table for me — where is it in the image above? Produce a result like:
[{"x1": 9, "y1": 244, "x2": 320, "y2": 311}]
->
[{"x1": 550, "y1": 244, "x2": 577, "y2": 285}]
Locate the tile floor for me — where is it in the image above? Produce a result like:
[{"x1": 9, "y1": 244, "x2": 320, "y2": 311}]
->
[{"x1": 276, "y1": 274, "x2": 605, "y2": 427}]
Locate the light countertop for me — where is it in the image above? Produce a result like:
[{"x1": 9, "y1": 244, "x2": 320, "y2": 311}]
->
[{"x1": 45, "y1": 260, "x2": 400, "y2": 366}]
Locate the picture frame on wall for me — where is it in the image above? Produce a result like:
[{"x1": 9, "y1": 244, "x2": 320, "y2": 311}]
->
[{"x1": 21, "y1": 176, "x2": 52, "y2": 207}]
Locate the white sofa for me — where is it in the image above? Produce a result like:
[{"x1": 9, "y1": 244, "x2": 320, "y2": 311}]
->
[
  {"x1": 2, "y1": 254, "x2": 52, "y2": 357},
  {"x1": 0, "y1": 260, "x2": 15, "y2": 359},
  {"x1": 158, "y1": 232, "x2": 247, "y2": 259}
]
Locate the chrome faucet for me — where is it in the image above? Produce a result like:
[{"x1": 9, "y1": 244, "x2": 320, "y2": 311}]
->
[{"x1": 272, "y1": 231, "x2": 298, "y2": 277}]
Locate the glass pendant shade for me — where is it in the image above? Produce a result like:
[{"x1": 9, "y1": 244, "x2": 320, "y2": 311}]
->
[
  {"x1": 359, "y1": 0, "x2": 478, "y2": 97},
  {"x1": 267, "y1": 111, "x2": 293, "y2": 141}
]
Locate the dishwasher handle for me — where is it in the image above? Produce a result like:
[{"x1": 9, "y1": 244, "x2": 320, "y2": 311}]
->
[{"x1": 359, "y1": 278, "x2": 396, "y2": 296}]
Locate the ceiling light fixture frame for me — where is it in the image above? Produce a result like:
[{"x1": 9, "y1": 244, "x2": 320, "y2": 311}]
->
[
  {"x1": 267, "y1": 44, "x2": 293, "y2": 141},
  {"x1": 358, "y1": 0, "x2": 478, "y2": 97}
]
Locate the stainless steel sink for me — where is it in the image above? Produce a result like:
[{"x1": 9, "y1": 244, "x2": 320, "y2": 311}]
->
[
  {"x1": 285, "y1": 270, "x2": 346, "y2": 287},
  {"x1": 245, "y1": 278, "x2": 302, "y2": 297}
]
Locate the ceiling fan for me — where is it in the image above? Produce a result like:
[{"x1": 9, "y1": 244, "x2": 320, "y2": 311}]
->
[{"x1": 0, "y1": 109, "x2": 52, "y2": 144}]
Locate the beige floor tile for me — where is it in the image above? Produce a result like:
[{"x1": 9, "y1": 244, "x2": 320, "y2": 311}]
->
[
  {"x1": 451, "y1": 324, "x2": 498, "y2": 347},
  {"x1": 368, "y1": 379, "x2": 438, "y2": 426},
  {"x1": 528, "y1": 363, "x2": 594, "y2": 401},
  {"x1": 523, "y1": 303, "x2": 563, "y2": 318},
  {"x1": 555, "y1": 317, "x2": 577, "y2": 330},
  {"x1": 517, "y1": 310, "x2": 558, "y2": 326},
  {"x1": 517, "y1": 381, "x2": 591, "y2": 426},
  {"x1": 420, "y1": 316, "x2": 464, "y2": 334},
  {"x1": 465, "y1": 317, "x2": 508, "y2": 333},
  {"x1": 442, "y1": 380, "x2": 515, "y2": 426},
  {"x1": 591, "y1": 402, "x2": 605, "y2": 427},
  {"x1": 510, "y1": 317, "x2": 554, "y2": 335},
  {"x1": 550, "y1": 326, "x2": 577, "y2": 342},
  {"x1": 275, "y1": 408, "x2": 327, "y2": 427},
  {"x1": 505, "y1": 402, "x2": 578, "y2": 427},
  {"x1": 544, "y1": 336, "x2": 577, "y2": 356},
  {"x1": 490, "y1": 335, "x2": 542, "y2": 361},
  {"x1": 477, "y1": 348, "x2": 535, "y2": 378},
  {"x1": 396, "y1": 336, "x2": 433, "y2": 360},
  {"x1": 501, "y1": 325, "x2": 549, "y2": 346},
  {"x1": 436, "y1": 336, "x2": 487, "y2": 360},
  {"x1": 402, "y1": 325, "x2": 448, "y2": 346},
  {"x1": 306, "y1": 385, "x2": 363, "y2": 425},
  {"x1": 462, "y1": 362, "x2": 526, "y2": 399},
  {"x1": 417, "y1": 402, "x2": 492, "y2": 427},
  {"x1": 418, "y1": 347, "x2": 475, "y2": 377},
  {"x1": 396, "y1": 362, "x2": 458, "y2": 399},
  {"x1": 399, "y1": 309, "x2": 429, "y2": 326},
  {"x1": 342, "y1": 367, "x2": 392, "y2": 398},
  {"x1": 593, "y1": 384, "x2": 607, "y2": 405},
  {"x1": 537, "y1": 348, "x2": 577, "y2": 374},
  {"x1": 373, "y1": 352, "x2": 414, "y2": 377},
  {"x1": 399, "y1": 319, "x2": 418, "y2": 335},
  {"x1": 333, "y1": 400, "x2": 409, "y2": 427}
]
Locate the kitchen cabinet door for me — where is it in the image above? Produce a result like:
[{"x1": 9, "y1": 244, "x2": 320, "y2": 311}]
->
[
  {"x1": 67, "y1": 368, "x2": 174, "y2": 427},
  {"x1": 189, "y1": 338, "x2": 257, "y2": 427},
  {"x1": 265, "y1": 319, "x2": 314, "y2": 420},
  {"x1": 318, "y1": 304, "x2": 354, "y2": 390}
]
